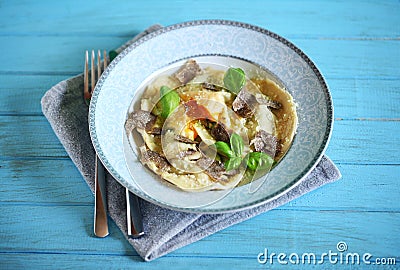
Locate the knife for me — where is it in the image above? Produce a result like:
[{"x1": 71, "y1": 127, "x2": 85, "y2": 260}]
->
[
  {"x1": 126, "y1": 189, "x2": 145, "y2": 238},
  {"x1": 108, "y1": 52, "x2": 145, "y2": 238}
]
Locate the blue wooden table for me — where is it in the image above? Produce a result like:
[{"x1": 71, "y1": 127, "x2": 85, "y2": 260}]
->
[{"x1": 1, "y1": 1, "x2": 399, "y2": 269}]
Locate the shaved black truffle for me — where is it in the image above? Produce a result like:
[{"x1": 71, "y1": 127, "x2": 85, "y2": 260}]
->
[
  {"x1": 125, "y1": 110, "x2": 156, "y2": 132},
  {"x1": 174, "y1": 59, "x2": 201, "y2": 84},
  {"x1": 251, "y1": 130, "x2": 280, "y2": 157},
  {"x1": 232, "y1": 89, "x2": 257, "y2": 118}
]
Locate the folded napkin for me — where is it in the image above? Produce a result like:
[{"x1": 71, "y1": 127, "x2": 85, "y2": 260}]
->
[{"x1": 41, "y1": 25, "x2": 341, "y2": 261}]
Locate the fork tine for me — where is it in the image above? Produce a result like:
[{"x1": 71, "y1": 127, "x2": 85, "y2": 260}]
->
[
  {"x1": 84, "y1": 51, "x2": 90, "y2": 100},
  {"x1": 91, "y1": 50, "x2": 95, "y2": 94},
  {"x1": 103, "y1": 50, "x2": 108, "y2": 72},
  {"x1": 97, "y1": 50, "x2": 101, "y2": 82}
]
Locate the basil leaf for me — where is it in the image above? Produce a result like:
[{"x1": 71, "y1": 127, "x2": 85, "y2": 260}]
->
[
  {"x1": 225, "y1": 157, "x2": 242, "y2": 171},
  {"x1": 215, "y1": 141, "x2": 234, "y2": 158},
  {"x1": 246, "y1": 154, "x2": 258, "y2": 171},
  {"x1": 109, "y1": 50, "x2": 118, "y2": 62},
  {"x1": 160, "y1": 85, "x2": 180, "y2": 118},
  {"x1": 246, "y1": 152, "x2": 274, "y2": 171},
  {"x1": 223, "y1": 67, "x2": 246, "y2": 94},
  {"x1": 230, "y1": 133, "x2": 244, "y2": 157}
]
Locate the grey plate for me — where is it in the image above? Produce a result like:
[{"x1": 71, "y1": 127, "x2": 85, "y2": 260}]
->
[{"x1": 89, "y1": 20, "x2": 333, "y2": 213}]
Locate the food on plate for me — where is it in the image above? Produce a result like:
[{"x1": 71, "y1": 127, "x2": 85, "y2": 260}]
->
[{"x1": 125, "y1": 59, "x2": 297, "y2": 191}]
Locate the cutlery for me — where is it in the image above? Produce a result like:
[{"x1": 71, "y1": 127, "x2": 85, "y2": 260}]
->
[
  {"x1": 126, "y1": 189, "x2": 145, "y2": 238},
  {"x1": 84, "y1": 50, "x2": 109, "y2": 238},
  {"x1": 84, "y1": 50, "x2": 144, "y2": 238}
]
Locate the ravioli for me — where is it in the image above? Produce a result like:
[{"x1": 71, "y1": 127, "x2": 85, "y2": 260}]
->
[{"x1": 125, "y1": 59, "x2": 297, "y2": 192}]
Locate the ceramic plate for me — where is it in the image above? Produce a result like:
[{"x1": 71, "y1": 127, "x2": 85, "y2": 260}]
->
[{"x1": 89, "y1": 20, "x2": 333, "y2": 213}]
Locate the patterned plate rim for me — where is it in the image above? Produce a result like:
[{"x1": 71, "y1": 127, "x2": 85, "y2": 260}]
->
[{"x1": 89, "y1": 19, "x2": 334, "y2": 213}]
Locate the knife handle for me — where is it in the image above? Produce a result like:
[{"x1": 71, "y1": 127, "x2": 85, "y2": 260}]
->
[
  {"x1": 126, "y1": 189, "x2": 145, "y2": 238},
  {"x1": 94, "y1": 155, "x2": 109, "y2": 237}
]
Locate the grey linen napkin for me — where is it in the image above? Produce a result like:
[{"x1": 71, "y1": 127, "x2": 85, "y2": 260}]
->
[{"x1": 41, "y1": 25, "x2": 341, "y2": 261}]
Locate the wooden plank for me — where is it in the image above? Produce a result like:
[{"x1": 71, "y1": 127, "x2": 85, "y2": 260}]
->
[
  {"x1": 1, "y1": 116, "x2": 399, "y2": 163},
  {"x1": 0, "y1": 37, "x2": 399, "y2": 80},
  {"x1": 1, "y1": 159, "x2": 399, "y2": 212},
  {"x1": 0, "y1": 254, "x2": 143, "y2": 270},
  {"x1": 287, "y1": 164, "x2": 400, "y2": 211},
  {"x1": 0, "y1": 74, "x2": 69, "y2": 115},
  {"x1": 0, "y1": 204, "x2": 398, "y2": 261},
  {"x1": 0, "y1": 116, "x2": 66, "y2": 158},
  {"x1": 2, "y1": 75, "x2": 399, "y2": 119},
  {"x1": 0, "y1": 159, "x2": 92, "y2": 204},
  {"x1": 329, "y1": 78, "x2": 400, "y2": 119},
  {"x1": 0, "y1": 36, "x2": 127, "y2": 74},
  {"x1": 1, "y1": 253, "x2": 397, "y2": 269},
  {"x1": 0, "y1": 0, "x2": 399, "y2": 38},
  {"x1": 292, "y1": 39, "x2": 400, "y2": 79},
  {"x1": 0, "y1": 74, "x2": 67, "y2": 90},
  {"x1": 325, "y1": 119, "x2": 400, "y2": 164},
  {"x1": 204, "y1": 210, "x2": 400, "y2": 259},
  {"x1": 0, "y1": 204, "x2": 134, "y2": 255},
  {"x1": 0, "y1": 74, "x2": 68, "y2": 91},
  {"x1": 0, "y1": 253, "x2": 310, "y2": 269}
]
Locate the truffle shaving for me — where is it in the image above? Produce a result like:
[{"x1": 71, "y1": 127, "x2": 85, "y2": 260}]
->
[
  {"x1": 251, "y1": 130, "x2": 281, "y2": 157},
  {"x1": 232, "y1": 88, "x2": 257, "y2": 118},
  {"x1": 174, "y1": 59, "x2": 201, "y2": 84},
  {"x1": 125, "y1": 110, "x2": 156, "y2": 132}
]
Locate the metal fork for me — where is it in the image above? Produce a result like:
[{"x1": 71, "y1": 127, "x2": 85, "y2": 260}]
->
[
  {"x1": 84, "y1": 50, "x2": 109, "y2": 238},
  {"x1": 84, "y1": 50, "x2": 144, "y2": 238}
]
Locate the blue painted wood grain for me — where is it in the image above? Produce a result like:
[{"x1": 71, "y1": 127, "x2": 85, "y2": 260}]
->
[
  {"x1": 0, "y1": 0, "x2": 399, "y2": 38},
  {"x1": 0, "y1": 0, "x2": 399, "y2": 269}
]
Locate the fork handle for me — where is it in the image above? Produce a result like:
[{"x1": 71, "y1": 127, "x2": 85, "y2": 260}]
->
[{"x1": 94, "y1": 155, "x2": 109, "y2": 237}]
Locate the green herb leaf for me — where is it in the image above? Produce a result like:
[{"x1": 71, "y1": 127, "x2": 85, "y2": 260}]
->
[
  {"x1": 214, "y1": 141, "x2": 234, "y2": 158},
  {"x1": 223, "y1": 67, "x2": 246, "y2": 94},
  {"x1": 109, "y1": 50, "x2": 118, "y2": 62},
  {"x1": 230, "y1": 133, "x2": 244, "y2": 157},
  {"x1": 225, "y1": 157, "x2": 242, "y2": 171},
  {"x1": 216, "y1": 133, "x2": 246, "y2": 172},
  {"x1": 246, "y1": 152, "x2": 274, "y2": 171},
  {"x1": 160, "y1": 85, "x2": 180, "y2": 118}
]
